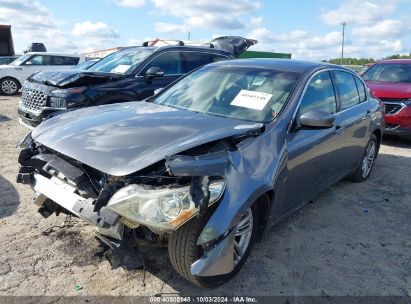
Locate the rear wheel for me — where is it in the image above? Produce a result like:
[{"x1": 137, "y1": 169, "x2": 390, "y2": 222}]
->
[
  {"x1": 0, "y1": 77, "x2": 20, "y2": 95},
  {"x1": 349, "y1": 134, "x2": 377, "y2": 182},
  {"x1": 168, "y1": 204, "x2": 259, "y2": 287}
]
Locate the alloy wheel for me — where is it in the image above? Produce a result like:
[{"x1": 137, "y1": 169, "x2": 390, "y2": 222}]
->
[
  {"x1": 1, "y1": 80, "x2": 18, "y2": 94},
  {"x1": 234, "y1": 208, "x2": 253, "y2": 265},
  {"x1": 361, "y1": 141, "x2": 376, "y2": 178}
]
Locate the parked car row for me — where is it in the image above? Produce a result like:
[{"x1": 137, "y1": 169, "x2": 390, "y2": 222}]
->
[
  {"x1": 1, "y1": 36, "x2": 409, "y2": 139},
  {"x1": 16, "y1": 33, "x2": 385, "y2": 286},
  {"x1": 17, "y1": 36, "x2": 256, "y2": 128}
]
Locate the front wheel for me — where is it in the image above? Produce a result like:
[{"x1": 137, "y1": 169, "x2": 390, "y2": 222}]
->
[
  {"x1": 168, "y1": 204, "x2": 259, "y2": 287},
  {"x1": 0, "y1": 77, "x2": 20, "y2": 95},
  {"x1": 349, "y1": 134, "x2": 378, "y2": 182}
]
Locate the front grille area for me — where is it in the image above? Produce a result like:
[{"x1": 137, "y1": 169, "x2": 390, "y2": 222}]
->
[
  {"x1": 21, "y1": 86, "x2": 48, "y2": 113},
  {"x1": 384, "y1": 103, "x2": 403, "y2": 115},
  {"x1": 379, "y1": 99, "x2": 406, "y2": 115},
  {"x1": 379, "y1": 98, "x2": 406, "y2": 102}
]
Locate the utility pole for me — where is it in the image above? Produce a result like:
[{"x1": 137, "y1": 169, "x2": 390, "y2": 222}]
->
[
  {"x1": 340, "y1": 21, "x2": 346, "y2": 65},
  {"x1": 187, "y1": 31, "x2": 191, "y2": 41},
  {"x1": 113, "y1": 31, "x2": 118, "y2": 48}
]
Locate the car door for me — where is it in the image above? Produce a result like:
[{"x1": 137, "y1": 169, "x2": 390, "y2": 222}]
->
[
  {"x1": 20, "y1": 54, "x2": 51, "y2": 83},
  {"x1": 136, "y1": 51, "x2": 183, "y2": 99},
  {"x1": 284, "y1": 71, "x2": 345, "y2": 213},
  {"x1": 332, "y1": 70, "x2": 371, "y2": 171}
]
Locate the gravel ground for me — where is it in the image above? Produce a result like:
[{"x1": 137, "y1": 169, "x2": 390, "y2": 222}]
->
[{"x1": 0, "y1": 95, "x2": 410, "y2": 297}]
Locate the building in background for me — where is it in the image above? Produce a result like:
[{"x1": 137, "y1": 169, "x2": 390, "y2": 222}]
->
[
  {"x1": 0, "y1": 25, "x2": 15, "y2": 56},
  {"x1": 82, "y1": 47, "x2": 123, "y2": 59}
]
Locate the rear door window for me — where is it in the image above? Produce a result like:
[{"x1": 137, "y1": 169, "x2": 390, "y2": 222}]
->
[
  {"x1": 355, "y1": 77, "x2": 367, "y2": 102},
  {"x1": 334, "y1": 71, "x2": 360, "y2": 110},
  {"x1": 25, "y1": 55, "x2": 51, "y2": 65},
  {"x1": 182, "y1": 52, "x2": 213, "y2": 73},
  {"x1": 299, "y1": 72, "x2": 337, "y2": 115},
  {"x1": 211, "y1": 54, "x2": 230, "y2": 62},
  {"x1": 51, "y1": 56, "x2": 80, "y2": 65},
  {"x1": 141, "y1": 52, "x2": 182, "y2": 75}
]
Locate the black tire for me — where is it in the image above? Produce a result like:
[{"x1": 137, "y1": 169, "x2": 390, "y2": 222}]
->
[
  {"x1": 168, "y1": 203, "x2": 259, "y2": 287},
  {"x1": 349, "y1": 134, "x2": 378, "y2": 182},
  {"x1": 0, "y1": 77, "x2": 20, "y2": 95}
]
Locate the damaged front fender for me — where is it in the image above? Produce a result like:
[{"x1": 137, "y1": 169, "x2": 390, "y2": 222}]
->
[
  {"x1": 167, "y1": 127, "x2": 286, "y2": 277},
  {"x1": 191, "y1": 227, "x2": 236, "y2": 276},
  {"x1": 165, "y1": 151, "x2": 228, "y2": 176}
]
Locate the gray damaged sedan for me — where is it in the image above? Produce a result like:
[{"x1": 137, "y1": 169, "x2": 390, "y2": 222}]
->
[{"x1": 17, "y1": 59, "x2": 384, "y2": 287}]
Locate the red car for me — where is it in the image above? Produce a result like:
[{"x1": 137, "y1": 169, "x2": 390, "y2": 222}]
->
[{"x1": 362, "y1": 59, "x2": 411, "y2": 138}]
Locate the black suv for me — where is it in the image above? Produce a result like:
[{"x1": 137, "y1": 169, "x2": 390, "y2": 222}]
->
[
  {"x1": 18, "y1": 36, "x2": 256, "y2": 128},
  {"x1": 27, "y1": 43, "x2": 47, "y2": 52}
]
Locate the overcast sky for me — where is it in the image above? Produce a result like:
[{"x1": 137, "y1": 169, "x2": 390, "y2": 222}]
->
[{"x1": 1, "y1": 0, "x2": 411, "y2": 60}]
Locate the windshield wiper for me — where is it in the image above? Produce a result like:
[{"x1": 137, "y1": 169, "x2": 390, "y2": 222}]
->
[{"x1": 145, "y1": 96, "x2": 155, "y2": 103}]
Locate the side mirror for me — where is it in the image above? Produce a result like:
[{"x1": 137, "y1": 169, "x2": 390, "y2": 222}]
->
[
  {"x1": 25, "y1": 61, "x2": 32, "y2": 65},
  {"x1": 299, "y1": 110, "x2": 335, "y2": 129},
  {"x1": 145, "y1": 67, "x2": 164, "y2": 82}
]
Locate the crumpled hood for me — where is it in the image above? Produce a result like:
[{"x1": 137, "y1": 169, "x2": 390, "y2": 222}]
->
[
  {"x1": 32, "y1": 101, "x2": 262, "y2": 176},
  {"x1": 366, "y1": 80, "x2": 411, "y2": 99},
  {"x1": 28, "y1": 69, "x2": 122, "y2": 88}
]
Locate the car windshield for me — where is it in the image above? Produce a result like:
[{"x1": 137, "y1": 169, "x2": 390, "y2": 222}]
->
[
  {"x1": 362, "y1": 63, "x2": 411, "y2": 83},
  {"x1": 11, "y1": 54, "x2": 31, "y2": 66},
  {"x1": 87, "y1": 48, "x2": 153, "y2": 74},
  {"x1": 154, "y1": 65, "x2": 300, "y2": 123},
  {"x1": 73, "y1": 60, "x2": 99, "y2": 70}
]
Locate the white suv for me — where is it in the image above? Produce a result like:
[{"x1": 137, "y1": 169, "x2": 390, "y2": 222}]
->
[{"x1": 0, "y1": 52, "x2": 85, "y2": 95}]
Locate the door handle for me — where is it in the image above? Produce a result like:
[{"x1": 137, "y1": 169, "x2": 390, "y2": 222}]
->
[{"x1": 334, "y1": 124, "x2": 343, "y2": 135}]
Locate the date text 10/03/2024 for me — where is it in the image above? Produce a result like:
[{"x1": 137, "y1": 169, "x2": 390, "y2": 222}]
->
[{"x1": 149, "y1": 296, "x2": 258, "y2": 303}]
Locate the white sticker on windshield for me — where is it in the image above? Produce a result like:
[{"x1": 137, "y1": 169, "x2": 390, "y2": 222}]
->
[
  {"x1": 230, "y1": 90, "x2": 272, "y2": 110},
  {"x1": 111, "y1": 64, "x2": 131, "y2": 73}
]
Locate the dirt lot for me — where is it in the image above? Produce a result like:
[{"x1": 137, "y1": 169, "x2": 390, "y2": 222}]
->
[{"x1": 0, "y1": 95, "x2": 410, "y2": 297}]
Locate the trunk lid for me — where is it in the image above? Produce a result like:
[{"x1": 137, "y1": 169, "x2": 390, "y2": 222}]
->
[{"x1": 210, "y1": 36, "x2": 257, "y2": 58}]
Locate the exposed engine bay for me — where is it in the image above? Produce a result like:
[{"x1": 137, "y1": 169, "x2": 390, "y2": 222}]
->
[{"x1": 16, "y1": 128, "x2": 262, "y2": 271}]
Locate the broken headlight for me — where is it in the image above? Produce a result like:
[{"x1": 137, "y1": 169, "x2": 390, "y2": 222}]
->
[
  {"x1": 48, "y1": 97, "x2": 67, "y2": 109},
  {"x1": 107, "y1": 181, "x2": 225, "y2": 232},
  {"x1": 17, "y1": 132, "x2": 33, "y2": 149}
]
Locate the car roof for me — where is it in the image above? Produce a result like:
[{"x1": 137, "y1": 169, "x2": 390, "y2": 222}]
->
[
  {"x1": 377, "y1": 59, "x2": 411, "y2": 64},
  {"x1": 121, "y1": 45, "x2": 233, "y2": 56},
  {"x1": 25, "y1": 52, "x2": 82, "y2": 57},
  {"x1": 210, "y1": 58, "x2": 339, "y2": 73}
]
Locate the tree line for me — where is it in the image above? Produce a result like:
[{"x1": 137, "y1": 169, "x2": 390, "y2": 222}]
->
[{"x1": 326, "y1": 53, "x2": 411, "y2": 65}]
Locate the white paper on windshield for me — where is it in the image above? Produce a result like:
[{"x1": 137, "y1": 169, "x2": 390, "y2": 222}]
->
[
  {"x1": 230, "y1": 90, "x2": 272, "y2": 110},
  {"x1": 111, "y1": 64, "x2": 131, "y2": 73}
]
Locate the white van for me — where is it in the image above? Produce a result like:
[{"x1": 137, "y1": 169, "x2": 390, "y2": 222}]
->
[{"x1": 0, "y1": 52, "x2": 85, "y2": 95}]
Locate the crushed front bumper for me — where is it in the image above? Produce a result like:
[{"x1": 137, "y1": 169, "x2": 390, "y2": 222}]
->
[
  {"x1": 30, "y1": 172, "x2": 123, "y2": 240},
  {"x1": 18, "y1": 106, "x2": 67, "y2": 129}
]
